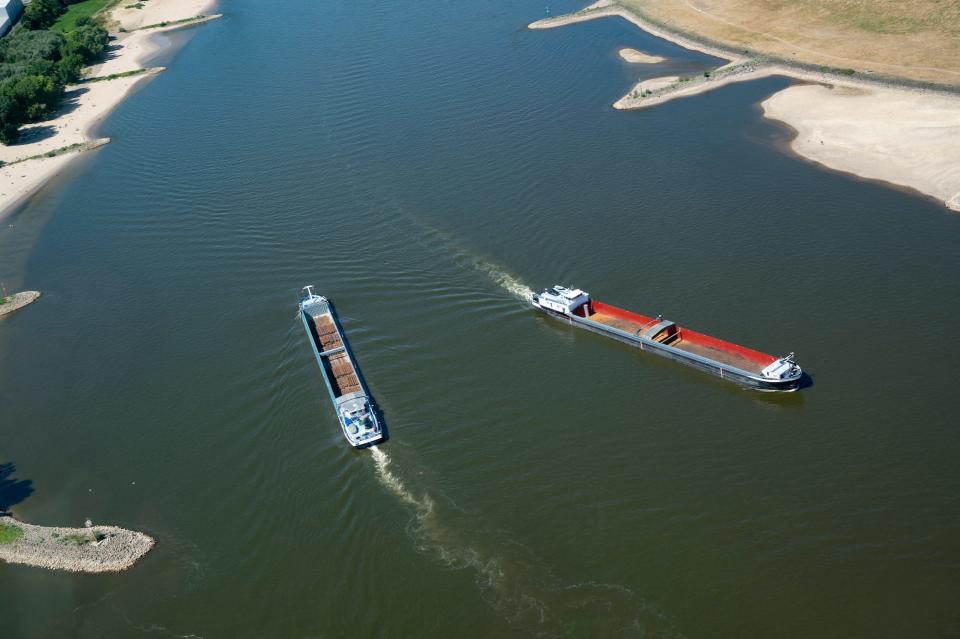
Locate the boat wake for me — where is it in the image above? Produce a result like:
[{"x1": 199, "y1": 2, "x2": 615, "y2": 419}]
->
[
  {"x1": 467, "y1": 256, "x2": 534, "y2": 303},
  {"x1": 395, "y1": 212, "x2": 534, "y2": 303},
  {"x1": 368, "y1": 445, "x2": 679, "y2": 637}
]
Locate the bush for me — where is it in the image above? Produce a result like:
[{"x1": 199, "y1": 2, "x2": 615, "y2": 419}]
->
[
  {"x1": 22, "y1": 0, "x2": 67, "y2": 31},
  {"x1": 0, "y1": 30, "x2": 66, "y2": 68},
  {"x1": 3, "y1": 74, "x2": 64, "y2": 121},
  {"x1": 0, "y1": 20, "x2": 107, "y2": 142},
  {"x1": 64, "y1": 25, "x2": 110, "y2": 63}
]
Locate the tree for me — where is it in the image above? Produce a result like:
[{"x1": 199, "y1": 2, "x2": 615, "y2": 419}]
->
[
  {"x1": 55, "y1": 53, "x2": 84, "y2": 84},
  {"x1": 21, "y1": 0, "x2": 66, "y2": 31},
  {"x1": 1, "y1": 74, "x2": 63, "y2": 124},
  {"x1": 64, "y1": 25, "x2": 110, "y2": 63}
]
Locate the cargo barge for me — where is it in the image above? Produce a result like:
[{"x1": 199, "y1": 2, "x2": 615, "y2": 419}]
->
[
  {"x1": 300, "y1": 287, "x2": 384, "y2": 447},
  {"x1": 532, "y1": 286, "x2": 802, "y2": 391}
]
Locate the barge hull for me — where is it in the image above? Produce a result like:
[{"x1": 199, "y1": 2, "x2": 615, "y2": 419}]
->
[{"x1": 538, "y1": 307, "x2": 800, "y2": 392}]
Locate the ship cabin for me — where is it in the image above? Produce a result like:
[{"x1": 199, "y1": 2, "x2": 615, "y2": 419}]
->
[{"x1": 533, "y1": 286, "x2": 590, "y2": 315}]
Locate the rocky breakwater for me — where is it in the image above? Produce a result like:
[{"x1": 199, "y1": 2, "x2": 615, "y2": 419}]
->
[
  {"x1": 0, "y1": 291, "x2": 41, "y2": 317},
  {"x1": 0, "y1": 515, "x2": 155, "y2": 573}
]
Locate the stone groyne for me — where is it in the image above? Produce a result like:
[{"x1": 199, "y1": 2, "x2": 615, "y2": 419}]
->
[
  {"x1": 0, "y1": 291, "x2": 41, "y2": 317},
  {"x1": 0, "y1": 515, "x2": 155, "y2": 573}
]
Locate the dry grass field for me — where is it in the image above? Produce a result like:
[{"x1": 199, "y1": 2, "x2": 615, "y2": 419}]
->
[{"x1": 619, "y1": 0, "x2": 960, "y2": 85}]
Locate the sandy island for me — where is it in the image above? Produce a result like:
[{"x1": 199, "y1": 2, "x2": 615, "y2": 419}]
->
[
  {"x1": 530, "y1": 1, "x2": 960, "y2": 211},
  {"x1": 0, "y1": 0, "x2": 222, "y2": 220},
  {"x1": 0, "y1": 515, "x2": 155, "y2": 573},
  {"x1": 618, "y1": 48, "x2": 664, "y2": 64}
]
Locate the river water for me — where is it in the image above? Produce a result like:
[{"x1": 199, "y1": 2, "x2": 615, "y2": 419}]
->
[{"x1": 2, "y1": 0, "x2": 959, "y2": 637}]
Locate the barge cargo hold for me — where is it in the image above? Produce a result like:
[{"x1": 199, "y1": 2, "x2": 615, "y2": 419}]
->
[
  {"x1": 299, "y1": 287, "x2": 384, "y2": 447},
  {"x1": 532, "y1": 286, "x2": 802, "y2": 391}
]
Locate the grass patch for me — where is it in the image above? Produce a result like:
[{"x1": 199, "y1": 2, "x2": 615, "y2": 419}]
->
[
  {"x1": 0, "y1": 296, "x2": 10, "y2": 305},
  {"x1": 50, "y1": 0, "x2": 116, "y2": 33},
  {"x1": 0, "y1": 523, "x2": 24, "y2": 544},
  {"x1": 139, "y1": 15, "x2": 208, "y2": 30},
  {"x1": 5, "y1": 142, "x2": 86, "y2": 166},
  {"x1": 82, "y1": 68, "x2": 150, "y2": 83},
  {"x1": 63, "y1": 533, "x2": 92, "y2": 545}
]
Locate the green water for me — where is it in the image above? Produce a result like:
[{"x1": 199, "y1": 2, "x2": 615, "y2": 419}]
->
[{"x1": 1, "y1": 0, "x2": 959, "y2": 637}]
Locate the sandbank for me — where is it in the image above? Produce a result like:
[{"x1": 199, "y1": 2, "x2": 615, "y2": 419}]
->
[
  {"x1": 0, "y1": 0, "x2": 221, "y2": 220},
  {"x1": 763, "y1": 85, "x2": 960, "y2": 211},
  {"x1": 530, "y1": 1, "x2": 960, "y2": 211},
  {"x1": 618, "y1": 48, "x2": 664, "y2": 64},
  {"x1": 0, "y1": 515, "x2": 154, "y2": 573}
]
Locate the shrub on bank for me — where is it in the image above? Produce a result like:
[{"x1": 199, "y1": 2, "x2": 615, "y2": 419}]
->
[{"x1": 0, "y1": 19, "x2": 109, "y2": 142}]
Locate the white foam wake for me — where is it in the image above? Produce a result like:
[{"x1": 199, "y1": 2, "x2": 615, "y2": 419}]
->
[
  {"x1": 369, "y1": 446, "x2": 434, "y2": 516},
  {"x1": 468, "y1": 257, "x2": 534, "y2": 302},
  {"x1": 368, "y1": 446, "x2": 677, "y2": 637}
]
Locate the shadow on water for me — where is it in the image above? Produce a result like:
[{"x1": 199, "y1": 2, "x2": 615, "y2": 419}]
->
[{"x1": 0, "y1": 462, "x2": 33, "y2": 513}]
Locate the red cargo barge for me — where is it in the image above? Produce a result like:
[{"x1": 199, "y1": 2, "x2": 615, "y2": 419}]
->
[{"x1": 532, "y1": 286, "x2": 802, "y2": 391}]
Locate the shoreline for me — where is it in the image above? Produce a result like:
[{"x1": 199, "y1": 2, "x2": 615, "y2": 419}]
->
[
  {"x1": 0, "y1": 515, "x2": 155, "y2": 573},
  {"x1": 0, "y1": 0, "x2": 222, "y2": 221},
  {"x1": 529, "y1": 1, "x2": 960, "y2": 212}
]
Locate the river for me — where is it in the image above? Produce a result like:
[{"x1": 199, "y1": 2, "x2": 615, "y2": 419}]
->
[{"x1": 1, "y1": 0, "x2": 959, "y2": 636}]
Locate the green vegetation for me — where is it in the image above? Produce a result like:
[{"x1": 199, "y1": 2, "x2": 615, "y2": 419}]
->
[
  {"x1": 0, "y1": 296, "x2": 10, "y2": 304},
  {"x1": 0, "y1": 4, "x2": 110, "y2": 143},
  {"x1": 0, "y1": 523, "x2": 25, "y2": 544},
  {"x1": 51, "y1": 0, "x2": 116, "y2": 33},
  {"x1": 82, "y1": 67, "x2": 148, "y2": 82},
  {"x1": 818, "y1": 65, "x2": 857, "y2": 76},
  {"x1": 63, "y1": 532, "x2": 90, "y2": 545},
  {"x1": 139, "y1": 15, "x2": 208, "y2": 30},
  {"x1": 62, "y1": 529, "x2": 106, "y2": 545},
  {"x1": 124, "y1": 2, "x2": 144, "y2": 8}
]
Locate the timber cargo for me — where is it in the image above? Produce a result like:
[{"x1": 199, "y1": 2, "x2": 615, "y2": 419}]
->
[{"x1": 299, "y1": 287, "x2": 384, "y2": 447}]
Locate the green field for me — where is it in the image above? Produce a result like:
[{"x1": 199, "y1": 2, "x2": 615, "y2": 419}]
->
[
  {"x1": 0, "y1": 523, "x2": 24, "y2": 544},
  {"x1": 50, "y1": 0, "x2": 115, "y2": 33}
]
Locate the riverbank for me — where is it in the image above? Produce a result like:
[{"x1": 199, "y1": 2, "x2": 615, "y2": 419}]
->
[
  {"x1": 0, "y1": 0, "x2": 221, "y2": 220},
  {"x1": 0, "y1": 291, "x2": 41, "y2": 317},
  {"x1": 529, "y1": 1, "x2": 960, "y2": 211},
  {"x1": 0, "y1": 515, "x2": 155, "y2": 573}
]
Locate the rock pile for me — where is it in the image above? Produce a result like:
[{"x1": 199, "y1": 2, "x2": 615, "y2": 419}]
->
[{"x1": 0, "y1": 515, "x2": 155, "y2": 573}]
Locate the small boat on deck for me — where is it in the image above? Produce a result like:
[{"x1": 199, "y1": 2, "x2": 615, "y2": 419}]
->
[
  {"x1": 299, "y1": 287, "x2": 384, "y2": 447},
  {"x1": 532, "y1": 286, "x2": 802, "y2": 391}
]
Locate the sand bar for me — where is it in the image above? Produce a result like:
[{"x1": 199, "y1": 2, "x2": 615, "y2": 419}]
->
[
  {"x1": 530, "y1": 1, "x2": 960, "y2": 211},
  {"x1": 763, "y1": 85, "x2": 960, "y2": 211},
  {"x1": 0, "y1": 0, "x2": 221, "y2": 220},
  {"x1": 618, "y1": 48, "x2": 664, "y2": 64},
  {"x1": 0, "y1": 515, "x2": 155, "y2": 573}
]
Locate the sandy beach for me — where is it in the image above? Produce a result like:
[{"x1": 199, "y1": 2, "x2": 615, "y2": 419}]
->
[
  {"x1": 763, "y1": 85, "x2": 960, "y2": 211},
  {"x1": 0, "y1": 0, "x2": 221, "y2": 220},
  {"x1": 530, "y1": 1, "x2": 960, "y2": 211}
]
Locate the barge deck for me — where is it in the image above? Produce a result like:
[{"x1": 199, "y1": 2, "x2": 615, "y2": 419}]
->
[{"x1": 533, "y1": 285, "x2": 802, "y2": 391}]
